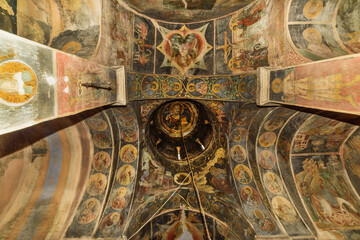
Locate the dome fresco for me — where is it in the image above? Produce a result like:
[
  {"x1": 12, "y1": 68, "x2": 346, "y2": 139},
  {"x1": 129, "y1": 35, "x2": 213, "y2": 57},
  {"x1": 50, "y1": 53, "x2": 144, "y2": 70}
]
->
[
  {"x1": 119, "y1": 0, "x2": 256, "y2": 22},
  {"x1": 0, "y1": 0, "x2": 360, "y2": 239}
]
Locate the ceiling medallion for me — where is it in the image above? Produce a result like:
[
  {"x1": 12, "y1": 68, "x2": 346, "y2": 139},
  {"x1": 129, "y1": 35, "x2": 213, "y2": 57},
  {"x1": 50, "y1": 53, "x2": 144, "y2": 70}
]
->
[{"x1": 157, "y1": 24, "x2": 213, "y2": 74}]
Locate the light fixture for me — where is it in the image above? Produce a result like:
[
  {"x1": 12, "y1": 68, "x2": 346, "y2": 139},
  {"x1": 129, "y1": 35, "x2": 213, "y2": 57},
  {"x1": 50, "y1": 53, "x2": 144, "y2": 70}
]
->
[
  {"x1": 195, "y1": 138, "x2": 205, "y2": 150},
  {"x1": 176, "y1": 146, "x2": 181, "y2": 160}
]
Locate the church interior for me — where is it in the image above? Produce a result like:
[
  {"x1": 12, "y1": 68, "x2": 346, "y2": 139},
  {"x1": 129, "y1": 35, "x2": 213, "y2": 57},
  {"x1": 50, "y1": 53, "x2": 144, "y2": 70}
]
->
[{"x1": 0, "y1": 0, "x2": 360, "y2": 239}]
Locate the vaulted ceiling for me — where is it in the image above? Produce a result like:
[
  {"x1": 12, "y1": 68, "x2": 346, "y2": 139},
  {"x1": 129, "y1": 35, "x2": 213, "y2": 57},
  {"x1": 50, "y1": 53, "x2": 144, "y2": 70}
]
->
[{"x1": 0, "y1": 0, "x2": 360, "y2": 240}]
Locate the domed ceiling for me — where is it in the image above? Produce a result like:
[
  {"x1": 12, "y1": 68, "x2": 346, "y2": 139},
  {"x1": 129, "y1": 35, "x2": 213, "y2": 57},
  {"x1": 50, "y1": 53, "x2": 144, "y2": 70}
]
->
[{"x1": 119, "y1": 0, "x2": 256, "y2": 22}]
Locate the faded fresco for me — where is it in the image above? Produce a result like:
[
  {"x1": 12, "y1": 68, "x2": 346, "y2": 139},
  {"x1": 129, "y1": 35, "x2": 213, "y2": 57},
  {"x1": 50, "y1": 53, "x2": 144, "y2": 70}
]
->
[
  {"x1": 266, "y1": 56, "x2": 360, "y2": 114},
  {"x1": 94, "y1": 107, "x2": 139, "y2": 238},
  {"x1": 127, "y1": 73, "x2": 256, "y2": 101},
  {"x1": 230, "y1": 103, "x2": 284, "y2": 236},
  {"x1": 342, "y1": 127, "x2": 360, "y2": 198},
  {"x1": 121, "y1": 100, "x2": 255, "y2": 239},
  {"x1": 256, "y1": 108, "x2": 312, "y2": 236},
  {"x1": 290, "y1": 114, "x2": 360, "y2": 232},
  {"x1": 133, "y1": 16, "x2": 155, "y2": 73},
  {"x1": 0, "y1": 119, "x2": 91, "y2": 239},
  {"x1": 49, "y1": 0, "x2": 101, "y2": 59},
  {"x1": 120, "y1": 0, "x2": 255, "y2": 22},
  {"x1": 0, "y1": 30, "x2": 54, "y2": 134},
  {"x1": 0, "y1": 0, "x2": 16, "y2": 34},
  {"x1": 216, "y1": 0, "x2": 268, "y2": 74},
  {"x1": 156, "y1": 22, "x2": 214, "y2": 75},
  {"x1": 56, "y1": 52, "x2": 117, "y2": 116},
  {"x1": 0, "y1": 0, "x2": 101, "y2": 59},
  {"x1": 287, "y1": 0, "x2": 360, "y2": 61},
  {"x1": 92, "y1": 0, "x2": 133, "y2": 67},
  {"x1": 66, "y1": 112, "x2": 114, "y2": 237}
]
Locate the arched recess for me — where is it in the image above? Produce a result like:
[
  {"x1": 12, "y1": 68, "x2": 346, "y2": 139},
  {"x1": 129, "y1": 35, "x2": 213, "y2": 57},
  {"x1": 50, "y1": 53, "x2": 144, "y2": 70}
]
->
[
  {"x1": 0, "y1": 0, "x2": 102, "y2": 60},
  {"x1": 122, "y1": 99, "x2": 255, "y2": 239},
  {"x1": 286, "y1": 0, "x2": 360, "y2": 61},
  {"x1": 230, "y1": 103, "x2": 286, "y2": 237},
  {"x1": 131, "y1": 209, "x2": 249, "y2": 240},
  {"x1": 285, "y1": 111, "x2": 360, "y2": 238},
  {"x1": 0, "y1": 114, "x2": 94, "y2": 239}
]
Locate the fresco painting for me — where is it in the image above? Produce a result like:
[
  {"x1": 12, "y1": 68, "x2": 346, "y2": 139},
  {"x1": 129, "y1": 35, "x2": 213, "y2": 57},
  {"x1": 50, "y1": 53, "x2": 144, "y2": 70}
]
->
[
  {"x1": 16, "y1": 0, "x2": 53, "y2": 45},
  {"x1": 128, "y1": 72, "x2": 257, "y2": 101},
  {"x1": 292, "y1": 154, "x2": 360, "y2": 229},
  {"x1": 215, "y1": 15, "x2": 233, "y2": 74},
  {"x1": 133, "y1": 16, "x2": 155, "y2": 73},
  {"x1": 156, "y1": 23, "x2": 213, "y2": 75},
  {"x1": 264, "y1": 0, "x2": 286, "y2": 67},
  {"x1": 109, "y1": 1, "x2": 133, "y2": 67},
  {"x1": 229, "y1": 104, "x2": 283, "y2": 236},
  {"x1": 227, "y1": 0, "x2": 268, "y2": 73},
  {"x1": 343, "y1": 127, "x2": 360, "y2": 197},
  {"x1": 50, "y1": 0, "x2": 101, "y2": 59},
  {"x1": 336, "y1": 0, "x2": 360, "y2": 53},
  {"x1": 0, "y1": 123, "x2": 93, "y2": 240},
  {"x1": 262, "y1": 56, "x2": 360, "y2": 115},
  {"x1": 291, "y1": 115, "x2": 355, "y2": 154},
  {"x1": 66, "y1": 112, "x2": 113, "y2": 238},
  {"x1": 0, "y1": 30, "x2": 54, "y2": 134},
  {"x1": 94, "y1": 107, "x2": 139, "y2": 238},
  {"x1": 287, "y1": 0, "x2": 359, "y2": 61},
  {"x1": 0, "y1": 0, "x2": 16, "y2": 34},
  {"x1": 256, "y1": 107, "x2": 312, "y2": 236},
  {"x1": 56, "y1": 52, "x2": 117, "y2": 116},
  {"x1": 120, "y1": 0, "x2": 254, "y2": 22}
]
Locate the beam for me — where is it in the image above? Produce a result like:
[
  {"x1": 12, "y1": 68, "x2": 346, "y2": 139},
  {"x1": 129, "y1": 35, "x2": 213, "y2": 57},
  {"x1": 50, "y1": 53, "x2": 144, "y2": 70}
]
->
[
  {"x1": 257, "y1": 54, "x2": 360, "y2": 115},
  {"x1": 0, "y1": 30, "x2": 126, "y2": 135}
]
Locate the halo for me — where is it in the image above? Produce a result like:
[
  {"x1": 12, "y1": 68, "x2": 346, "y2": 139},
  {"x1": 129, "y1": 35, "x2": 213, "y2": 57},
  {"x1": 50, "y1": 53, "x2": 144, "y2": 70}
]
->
[{"x1": 271, "y1": 78, "x2": 282, "y2": 94}]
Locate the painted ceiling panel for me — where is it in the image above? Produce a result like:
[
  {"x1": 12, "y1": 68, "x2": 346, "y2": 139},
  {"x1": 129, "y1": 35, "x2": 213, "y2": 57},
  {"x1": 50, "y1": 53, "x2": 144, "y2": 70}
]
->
[{"x1": 119, "y1": 0, "x2": 256, "y2": 22}]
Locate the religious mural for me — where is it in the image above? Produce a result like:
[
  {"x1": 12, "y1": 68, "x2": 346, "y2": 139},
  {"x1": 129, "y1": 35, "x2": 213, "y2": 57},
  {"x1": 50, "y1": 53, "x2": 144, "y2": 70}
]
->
[
  {"x1": 94, "y1": 106, "x2": 139, "y2": 238},
  {"x1": 258, "y1": 55, "x2": 360, "y2": 115},
  {"x1": 156, "y1": 22, "x2": 214, "y2": 75},
  {"x1": 119, "y1": 0, "x2": 255, "y2": 22},
  {"x1": 287, "y1": 0, "x2": 360, "y2": 61},
  {"x1": 92, "y1": 0, "x2": 133, "y2": 67},
  {"x1": 128, "y1": 72, "x2": 256, "y2": 101},
  {"x1": 56, "y1": 52, "x2": 117, "y2": 116},
  {"x1": 343, "y1": 127, "x2": 360, "y2": 197},
  {"x1": 0, "y1": 0, "x2": 101, "y2": 59},
  {"x1": 229, "y1": 103, "x2": 284, "y2": 236},
  {"x1": 66, "y1": 112, "x2": 114, "y2": 238},
  {"x1": 216, "y1": 0, "x2": 268, "y2": 74},
  {"x1": 133, "y1": 16, "x2": 155, "y2": 73},
  {"x1": 0, "y1": 118, "x2": 92, "y2": 239},
  {"x1": 0, "y1": 30, "x2": 54, "y2": 134},
  {"x1": 256, "y1": 107, "x2": 312, "y2": 236}
]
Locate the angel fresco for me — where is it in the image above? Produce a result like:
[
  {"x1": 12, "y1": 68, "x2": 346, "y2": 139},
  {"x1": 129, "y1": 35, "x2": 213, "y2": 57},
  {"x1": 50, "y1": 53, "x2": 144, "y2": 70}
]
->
[{"x1": 169, "y1": 32, "x2": 200, "y2": 68}]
